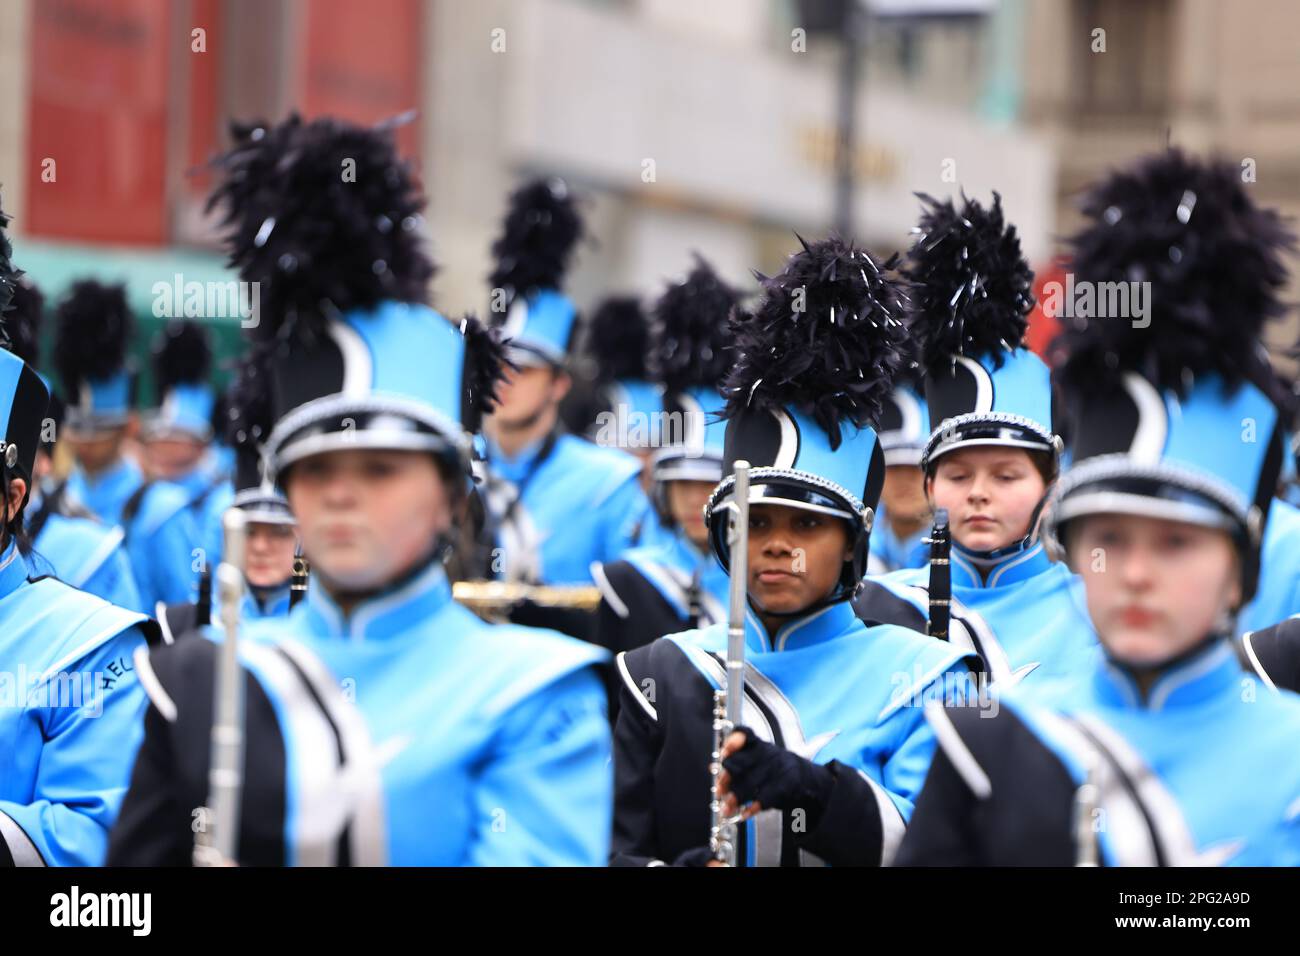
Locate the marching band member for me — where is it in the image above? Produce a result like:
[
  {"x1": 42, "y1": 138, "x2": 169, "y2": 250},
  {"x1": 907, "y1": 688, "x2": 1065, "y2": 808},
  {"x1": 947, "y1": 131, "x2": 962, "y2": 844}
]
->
[
  {"x1": 6, "y1": 276, "x2": 143, "y2": 612},
  {"x1": 108, "y1": 115, "x2": 611, "y2": 866},
  {"x1": 141, "y1": 319, "x2": 235, "y2": 571},
  {"x1": 155, "y1": 349, "x2": 298, "y2": 641},
  {"x1": 896, "y1": 151, "x2": 1300, "y2": 867},
  {"x1": 52, "y1": 281, "x2": 201, "y2": 608},
  {"x1": 867, "y1": 377, "x2": 932, "y2": 574},
  {"x1": 0, "y1": 200, "x2": 159, "y2": 867},
  {"x1": 592, "y1": 256, "x2": 737, "y2": 658},
  {"x1": 480, "y1": 179, "x2": 653, "y2": 587},
  {"x1": 564, "y1": 294, "x2": 664, "y2": 491},
  {"x1": 612, "y1": 236, "x2": 975, "y2": 867},
  {"x1": 856, "y1": 193, "x2": 1095, "y2": 686}
]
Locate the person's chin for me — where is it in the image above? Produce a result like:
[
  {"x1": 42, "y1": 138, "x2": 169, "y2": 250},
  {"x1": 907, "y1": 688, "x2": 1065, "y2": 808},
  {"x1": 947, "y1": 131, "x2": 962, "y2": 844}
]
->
[
  {"x1": 961, "y1": 528, "x2": 1010, "y2": 551},
  {"x1": 1101, "y1": 628, "x2": 1171, "y2": 666},
  {"x1": 752, "y1": 583, "x2": 808, "y2": 615},
  {"x1": 314, "y1": 551, "x2": 386, "y2": 590}
]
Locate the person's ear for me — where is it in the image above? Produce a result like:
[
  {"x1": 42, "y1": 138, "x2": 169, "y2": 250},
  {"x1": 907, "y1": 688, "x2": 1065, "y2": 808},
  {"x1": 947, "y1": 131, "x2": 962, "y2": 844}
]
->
[
  {"x1": 1226, "y1": 553, "x2": 1243, "y2": 611},
  {"x1": 551, "y1": 369, "x2": 572, "y2": 403},
  {"x1": 5, "y1": 477, "x2": 28, "y2": 521}
]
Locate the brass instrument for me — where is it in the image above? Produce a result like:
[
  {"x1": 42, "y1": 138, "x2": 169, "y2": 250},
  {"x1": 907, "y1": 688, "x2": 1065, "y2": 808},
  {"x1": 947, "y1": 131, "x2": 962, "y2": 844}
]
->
[
  {"x1": 452, "y1": 580, "x2": 602, "y2": 614},
  {"x1": 194, "y1": 508, "x2": 248, "y2": 867},
  {"x1": 710, "y1": 459, "x2": 750, "y2": 867}
]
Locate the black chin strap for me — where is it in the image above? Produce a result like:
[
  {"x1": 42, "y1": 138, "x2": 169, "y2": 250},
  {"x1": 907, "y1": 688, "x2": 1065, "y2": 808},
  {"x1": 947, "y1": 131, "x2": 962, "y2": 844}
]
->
[
  {"x1": 947, "y1": 487, "x2": 1053, "y2": 567},
  {"x1": 324, "y1": 542, "x2": 448, "y2": 612},
  {"x1": 1105, "y1": 632, "x2": 1229, "y2": 680},
  {"x1": 751, "y1": 586, "x2": 852, "y2": 640}
]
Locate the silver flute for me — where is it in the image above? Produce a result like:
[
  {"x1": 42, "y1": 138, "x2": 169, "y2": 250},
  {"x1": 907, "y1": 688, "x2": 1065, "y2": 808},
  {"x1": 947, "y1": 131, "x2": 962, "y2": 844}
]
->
[
  {"x1": 193, "y1": 508, "x2": 249, "y2": 867},
  {"x1": 1073, "y1": 758, "x2": 1101, "y2": 867},
  {"x1": 710, "y1": 459, "x2": 750, "y2": 866}
]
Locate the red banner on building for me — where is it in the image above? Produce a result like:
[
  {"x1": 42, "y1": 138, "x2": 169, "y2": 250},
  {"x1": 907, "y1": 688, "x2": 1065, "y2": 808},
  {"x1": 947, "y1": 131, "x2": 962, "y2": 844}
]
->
[
  {"x1": 26, "y1": 0, "x2": 172, "y2": 244},
  {"x1": 298, "y1": 0, "x2": 423, "y2": 161}
]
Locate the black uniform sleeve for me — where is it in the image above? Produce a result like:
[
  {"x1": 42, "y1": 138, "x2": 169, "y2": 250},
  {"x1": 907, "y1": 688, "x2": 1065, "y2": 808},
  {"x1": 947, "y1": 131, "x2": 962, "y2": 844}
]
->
[
  {"x1": 609, "y1": 647, "x2": 666, "y2": 867},
  {"x1": 892, "y1": 743, "x2": 983, "y2": 866},
  {"x1": 107, "y1": 701, "x2": 193, "y2": 866},
  {"x1": 853, "y1": 579, "x2": 928, "y2": 632},
  {"x1": 1242, "y1": 620, "x2": 1300, "y2": 694},
  {"x1": 593, "y1": 561, "x2": 683, "y2": 656},
  {"x1": 792, "y1": 761, "x2": 891, "y2": 866}
]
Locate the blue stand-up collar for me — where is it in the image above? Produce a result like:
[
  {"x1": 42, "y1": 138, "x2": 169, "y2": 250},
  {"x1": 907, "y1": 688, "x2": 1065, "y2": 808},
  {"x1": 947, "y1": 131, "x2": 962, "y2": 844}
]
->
[
  {"x1": 169, "y1": 452, "x2": 221, "y2": 499},
  {"x1": 303, "y1": 560, "x2": 453, "y2": 642},
  {"x1": 670, "y1": 529, "x2": 710, "y2": 568},
  {"x1": 1093, "y1": 639, "x2": 1241, "y2": 712},
  {"x1": 245, "y1": 583, "x2": 291, "y2": 619},
  {"x1": 0, "y1": 539, "x2": 29, "y2": 601},
  {"x1": 77, "y1": 456, "x2": 142, "y2": 499},
  {"x1": 485, "y1": 432, "x2": 550, "y2": 483},
  {"x1": 742, "y1": 599, "x2": 858, "y2": 654},
  {"x1": 950, "y1": 540, "x2": 1054, "y2": 589}
]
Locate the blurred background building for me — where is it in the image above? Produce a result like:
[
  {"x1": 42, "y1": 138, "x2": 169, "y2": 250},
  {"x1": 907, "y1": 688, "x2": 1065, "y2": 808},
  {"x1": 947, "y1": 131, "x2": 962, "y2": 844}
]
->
[{"x1": 1, "y1": 0, "x2": 1298, "y2": 393}]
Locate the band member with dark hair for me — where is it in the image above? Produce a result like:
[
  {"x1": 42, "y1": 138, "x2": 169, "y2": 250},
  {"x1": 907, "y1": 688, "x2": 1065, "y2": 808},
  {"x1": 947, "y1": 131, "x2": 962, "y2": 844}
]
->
[
  {"x1": 142, "y1": 319, "x2": 235, "y2": 571},
  {"x1": 563, "y1": 294, "x2": 664, "y2": 490},
  {"x1": 0, "y1": 197, "x2": 159, "y2": 867},
  {"x1": 108, "y1": 116, "x2": 612, "y2": 867},
  {"x1": 592, "y1": 255, "x2": 737, "y2": 658},
  {"x1": 868, "y1": 376, "x2": 932, "y2": 574},
  {"x1": 5, "y1": 275, "x2": 143, "y2": 611},
  {"x1": 480, "y1": 179, "x2": 653, "y2": 588},
  {"x1": 857, "y1": 193, "x2": 1095, "y2": 687},
  {"x1": 52, "y1": 280, "x2": 201, "y2": 608},
  {"x1": 612, "y1": 236, "x2": 975, "y2": 867},
  {"x1": 897, "y1": 152, "x2": 1300, "y2": 866},
  {"x1": 155, "y1": 348, "x2": 298, "y2": 641}
]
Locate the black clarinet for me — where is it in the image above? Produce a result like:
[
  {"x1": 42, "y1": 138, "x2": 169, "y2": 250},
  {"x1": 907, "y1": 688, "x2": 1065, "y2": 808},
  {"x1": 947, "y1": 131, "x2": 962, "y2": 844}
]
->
[
  {"x1": 289, "y1": 547, "x2": 309, "y2": 609},
  {"x1": 926, "y1": 508, "x2": 951, "y2": 640},
  {"x1": 195, "y1": 567, "x2": 213, "y2": 627},
  {"x1": 687, "y1": 569, "x2": 704, "y2": 628}
]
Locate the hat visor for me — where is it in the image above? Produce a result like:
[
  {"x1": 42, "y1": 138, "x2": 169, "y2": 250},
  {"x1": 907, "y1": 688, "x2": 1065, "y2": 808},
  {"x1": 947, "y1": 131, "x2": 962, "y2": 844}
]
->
[
  {"x1": 1047, "y1": 456, "x2": 1253, "y2": 545},
  {"x1": 927, "y1": 435, "x2": 1054, "y2": 464},
  {"x1": 265, "y1": 393, "x2": 469, "y2": 481},
  {"x1": 63, "y1": 413, "x2": 131, "y2": 437},
  {"x1": 1051, "y1": 489, "x2": 1238, "y2": 535},
  {"x1": 505, "y1": 342, "x2": 564, "y2": 369},
  {"x1": 882, "y1": 445, "x2": 925, "y2": 468},
  {"x1": 710, "y1": 476, "x2": 859, "y2": 523},
  {"x1": 652, "y1": 448, "x2": 723, "y2": 484}
]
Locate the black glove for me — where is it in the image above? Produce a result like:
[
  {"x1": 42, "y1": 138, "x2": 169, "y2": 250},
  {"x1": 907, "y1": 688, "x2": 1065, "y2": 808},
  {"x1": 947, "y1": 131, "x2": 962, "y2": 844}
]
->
[
  {"x1": 722, "y1": 727, "x2": 835, "y2": 830},
  {"x1": 671, "y1": 846, "x2": 717, "y2": 867}
]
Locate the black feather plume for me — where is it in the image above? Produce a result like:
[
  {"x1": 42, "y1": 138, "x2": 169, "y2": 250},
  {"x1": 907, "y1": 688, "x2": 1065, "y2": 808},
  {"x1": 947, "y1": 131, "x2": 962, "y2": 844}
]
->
[
  {"x1": 458, "y1": 312, "x2": 514, "y2": 429},
  {"x1": 487, "y1": 178, "x2": 583, "y2": 299},
  {"x1": 206, "y1": 114, "x2": 434, "y2": 344},
  {"x1": 53, "y1": 280, "x2": 132, "y2": 387},
  {"x1": 225, "y1": 342, "x2": 274, "y2": 453},
  {"x1": 152, "y1": 320, "x2": 213, "y2": 394},
  {"x1": 723, "y1": 235, "x2": 911, "y2": 449},
  {"x1": 651, "y1": 254, "x2": 740, "y2": 394},
  {"x1": 905, "y1": 191, "x2": 1035, "y2": 372},
  {"x1": 0, "y1": 196, "x2": 17, "y2": 350},
  {"x1": 1057, "y1": 149, "x2": 1296, "y2": 399},
  {"x1": 5, "y1": 277, "x2": 43, "y2": 368},
  {"x1": 582, "y1": 296, "x2": 649, "y2": 383},
  {"x1": 225, "y1": 342, "x2": 276, "y2": 490}
]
